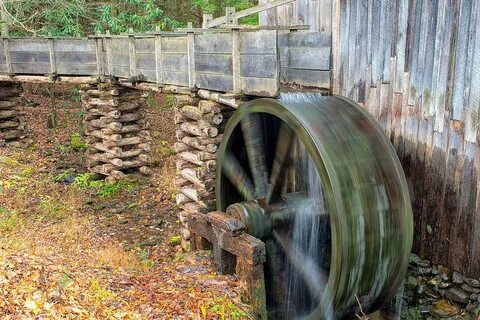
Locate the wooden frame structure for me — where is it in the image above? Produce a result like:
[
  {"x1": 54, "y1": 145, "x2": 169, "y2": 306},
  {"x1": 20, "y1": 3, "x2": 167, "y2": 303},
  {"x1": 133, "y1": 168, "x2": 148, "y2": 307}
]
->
[{"x1": 0, "y1": 29, "x2": 331, "y2": 97}]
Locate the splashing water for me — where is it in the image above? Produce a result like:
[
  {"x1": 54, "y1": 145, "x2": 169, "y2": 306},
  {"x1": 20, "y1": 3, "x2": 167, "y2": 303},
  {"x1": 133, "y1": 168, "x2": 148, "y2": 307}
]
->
[{"x1": 283, "y1": 141, "x2": 333, "y2": 319}]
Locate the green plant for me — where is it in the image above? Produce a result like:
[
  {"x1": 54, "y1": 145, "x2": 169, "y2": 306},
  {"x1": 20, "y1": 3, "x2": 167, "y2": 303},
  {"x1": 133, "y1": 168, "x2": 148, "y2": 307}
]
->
[
  {"x1": 70, "y1": 87, "x2": 82, "y2": 103},
  {"x1": 137, "y1": 249, "x2": 155, "y2": 268},
  {"x1": 0, "y1": 207, "x2": 20, "y2": 233},
  {"x1": 165, "y1": 95, "x2": 176, "y2": 109},
  {"x1": 146, "y1": 94, "x2": 158, "y2": 108},
  {"x1": 74, "y1": 173, "x2": 97, "y2": 189},
  {"x1": 74, "y1": 173, "x2": 136, "y2": 198},
  {"x1": 169, "y1": 235, "x2": 181, "y2": 246},
  {"x1": 48, "y1": 106, "x2": 59, "y2": 129},
  {"x1": 54, "y1": 170, "x2": 72, "y2": 182},
  {"x1": 70, "y1": 133, "x2": 88, "y2": 151},
  {"x1": 59, "y1": 273, "x2": 74, "y2": 289},
  {"x1": 90, "y1": 279, "x2": 116, "y2": 301},
  {"x1": 39, "y1": 195, "x2": 67, "y2": 219}
]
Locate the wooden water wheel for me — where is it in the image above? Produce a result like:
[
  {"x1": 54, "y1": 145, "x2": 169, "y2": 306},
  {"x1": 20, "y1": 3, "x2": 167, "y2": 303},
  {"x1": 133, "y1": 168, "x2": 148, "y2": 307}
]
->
[{"x1": 215, "y1": 94, "x2": 413, "y2": 319}]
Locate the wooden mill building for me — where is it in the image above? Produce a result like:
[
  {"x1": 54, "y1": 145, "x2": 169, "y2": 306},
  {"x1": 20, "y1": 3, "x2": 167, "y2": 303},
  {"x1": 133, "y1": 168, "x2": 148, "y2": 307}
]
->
[{"x1": 0, "y1": 0, "x2": 479, "y2": 282}]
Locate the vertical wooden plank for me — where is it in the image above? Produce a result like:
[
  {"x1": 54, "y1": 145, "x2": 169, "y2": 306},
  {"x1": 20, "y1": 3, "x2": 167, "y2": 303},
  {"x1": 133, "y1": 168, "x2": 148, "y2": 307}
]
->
[
  {"x1": 451, "y1": 0, "x2": 473, "y2": 120},
  {"x1": 128, "y1": 35, "x2": 136, "y2": 78},
  {"x1": 319, "y1": 0, "x2": 333, "y2": 35},
  {"x1": 339, "y1": 0, "x2": 350, "y2": 95},
  {"x1": 356, "y1": 0, "x2": 368, "y2": 103},
  {"x1": 421, "y1": 0, "x2": 439, "y2": 117},
  {"x1": 370, "y1": 0, "x2": 381, "y2": 86},
  {"x1": 105, "y1": 35, "x2": 113, "y2": 76},
  {"x1": 3, "y1": 38, "x2": 12, "y2": 74},
  {"x1": 407, "y1": 0, "x2": 422, "y2": 105},
  {"x1": 232, "y1": 29, "x2": 241, "y2": 94},
  {"x1": 347, "y1": 0, "x2": 357, "y2": 99},
  {"x1": 380, "y1": 0, "x2": 394, "y2": 82},
  {"x1": 331, "y1": 0, "x2": 341, "y2": 94},
  {"x1": 155, "y1": 33, "x2": 163, "y2": 85},
  {"x1": 187, "y1": 31, "x2": 196, "y2": 89},
  {"x1": 411, "y1": 0, "x2": 429, "y2": 110},
  {"x1": 394, "y1": 0, "x2": 408, "y2": 93},
  {"x1": 95, "y1": 37, "x2": 104, "y2": 76},
  {"x1": 48, "y1": 38, "x2": 56, "y2": 75}
]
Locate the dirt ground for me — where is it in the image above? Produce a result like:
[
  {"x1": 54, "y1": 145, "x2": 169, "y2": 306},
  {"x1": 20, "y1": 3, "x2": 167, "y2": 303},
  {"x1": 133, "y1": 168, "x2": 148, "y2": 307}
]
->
[{"x1": 0, "y1": 84, "x2": 251, "y2": 319}]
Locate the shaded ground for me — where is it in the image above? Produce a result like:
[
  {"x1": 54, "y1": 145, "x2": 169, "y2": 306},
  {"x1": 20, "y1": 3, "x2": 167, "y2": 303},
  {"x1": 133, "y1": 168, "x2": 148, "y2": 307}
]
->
[{"x1": 0, "y1": 84, "x2": 251, "y2": 319}]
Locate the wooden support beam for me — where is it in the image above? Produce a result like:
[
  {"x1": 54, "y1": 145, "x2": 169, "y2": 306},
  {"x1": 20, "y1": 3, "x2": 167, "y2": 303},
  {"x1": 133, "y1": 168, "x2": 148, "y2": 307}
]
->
[
  {"x1": 2, "y1": 37, "x2": 12, "y2": 74},
  {"x1": 48, "y1": 38, "x2": 57, "y2": 75},
  {"x1": 128, "y1": 34, "x2": 136, "y2": 78},
  {"x1": 232, "y1": 28, "x2": 241, "y2": 94},
  {"x1": 154, "y1": 26, "x2": 163, "y2": 85},
  {"x1": 186, "y1": 24, "x2": 196, "y2": 89}
]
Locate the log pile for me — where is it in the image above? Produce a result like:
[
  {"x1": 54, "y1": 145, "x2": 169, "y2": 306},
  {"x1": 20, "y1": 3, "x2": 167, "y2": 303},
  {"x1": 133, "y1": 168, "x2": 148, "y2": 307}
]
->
[
  {"x1": 81, "y1": 82, "x2": 151, "y2": 182},
  {"x1": 174, "y1": 95, "x2": 233, "y2": 250},
  {"x1": 0, "y1": 82, "x2": 26, "y2": 147}
]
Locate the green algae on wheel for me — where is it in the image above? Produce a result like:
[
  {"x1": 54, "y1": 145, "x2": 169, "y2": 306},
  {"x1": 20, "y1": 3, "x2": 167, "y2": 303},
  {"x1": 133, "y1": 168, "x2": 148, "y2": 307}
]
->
[{"x1": 216, "y1": 94, "x2": 413, "y2": 319}]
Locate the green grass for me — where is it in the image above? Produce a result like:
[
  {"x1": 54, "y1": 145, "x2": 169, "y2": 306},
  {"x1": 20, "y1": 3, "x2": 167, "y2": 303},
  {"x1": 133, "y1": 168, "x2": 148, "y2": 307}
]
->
[
  {"x1": 74, "y1": 173, "x2": 137, "y2": 198},
  {"x1": 0, "y1": 207, "x2": 21, "y2": 233}
]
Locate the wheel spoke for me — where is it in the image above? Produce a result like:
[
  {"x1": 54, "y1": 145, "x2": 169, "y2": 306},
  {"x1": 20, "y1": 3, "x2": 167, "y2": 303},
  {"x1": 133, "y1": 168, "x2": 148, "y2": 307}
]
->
[
  {"x1": 267, "y1": 123, "x2": 295, "y2": 203},
  {"x1": 223, "y1": 151, "x2": 255, "y2": 200},
  {"x1": 241, "y1": 114, "x2": 269, "y2": 197},
  {"x1": 272, "y1": 230, "x2": 328, "y2": 304}
]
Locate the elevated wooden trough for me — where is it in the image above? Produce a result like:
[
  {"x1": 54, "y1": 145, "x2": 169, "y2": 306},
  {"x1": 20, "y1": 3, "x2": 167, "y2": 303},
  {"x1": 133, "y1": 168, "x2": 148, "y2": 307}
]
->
[{"x1": 0, "y1": 29, "x2": 331, "y2": 97}]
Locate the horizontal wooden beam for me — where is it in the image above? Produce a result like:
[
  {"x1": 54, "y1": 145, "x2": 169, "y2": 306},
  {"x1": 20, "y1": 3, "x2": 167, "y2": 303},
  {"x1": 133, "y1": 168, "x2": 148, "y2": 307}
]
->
[{"x1": 206, "y1": 0, "x2": 296, "y2": 29}]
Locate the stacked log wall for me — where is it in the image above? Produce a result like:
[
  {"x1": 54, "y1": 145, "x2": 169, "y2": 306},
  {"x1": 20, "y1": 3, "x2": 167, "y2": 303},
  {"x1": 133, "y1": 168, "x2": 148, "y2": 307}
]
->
[
  {"x1": 0, "y1": 82, "x2": 26, "y2": 147},
  {"x1": 174, "y1": 95, "x2": 234, "y2": 250},
  {"x1": 81, "y1": 82, "x2": 151, "y2": 182}
]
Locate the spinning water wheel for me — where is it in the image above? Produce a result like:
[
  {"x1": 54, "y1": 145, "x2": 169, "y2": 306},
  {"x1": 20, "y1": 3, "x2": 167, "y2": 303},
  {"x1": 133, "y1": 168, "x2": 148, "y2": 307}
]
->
[{"x1": 216, "y1": 94, "x2": 413, "y2": 319}]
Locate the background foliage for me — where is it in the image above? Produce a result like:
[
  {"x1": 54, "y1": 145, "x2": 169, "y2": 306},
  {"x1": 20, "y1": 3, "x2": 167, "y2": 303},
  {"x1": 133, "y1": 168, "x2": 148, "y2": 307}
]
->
[{"x1": 0, "y1": 0, "x2": 258, "y2": 37}]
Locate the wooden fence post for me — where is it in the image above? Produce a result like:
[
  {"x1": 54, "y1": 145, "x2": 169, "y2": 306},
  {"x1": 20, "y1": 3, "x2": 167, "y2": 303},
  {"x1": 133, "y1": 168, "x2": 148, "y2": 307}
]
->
[
  {"x1": 48, "y1": 38, "x2": 57, "y2": 75},
  {"x1": 202, "y1": 14, "x2": 213, "y2": 29},
  {"x1": 154, "y1": 26, "x2": 163, "y2": 85},
  {"x1": 128, "y1": 29, "x2": 136, "y2": 79},
  {"x1": 94, "y1": 33, "x2": 105, "y2": 76},
  {"x1": 232, "y1": 28, "x2": 241, "y2": 94},
  {"x1": 3, "y1": 37, "x2": 12, "y2": 74},
  {"x1": 105, "y1": 30, "x2": 113, "y2": 77},
  {"x1": 187, "y1": 22, "x2": 196, "y2": 89}
]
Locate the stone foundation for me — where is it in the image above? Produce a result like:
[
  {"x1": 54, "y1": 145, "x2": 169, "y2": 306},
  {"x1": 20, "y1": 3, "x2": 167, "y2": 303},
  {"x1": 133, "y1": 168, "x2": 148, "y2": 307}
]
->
[
  {"x1": 173, "y1": 95, "x2": 235, "y2": 251},
  {"x1": 394, "y1": 254, "x2": 480, "y2": 318},
  {"x1": 81, "y1": 82, "x2": 151, "y2": 182},
  {"x1": 0, "y1": 82, "x2": 27, "y2": 147}
]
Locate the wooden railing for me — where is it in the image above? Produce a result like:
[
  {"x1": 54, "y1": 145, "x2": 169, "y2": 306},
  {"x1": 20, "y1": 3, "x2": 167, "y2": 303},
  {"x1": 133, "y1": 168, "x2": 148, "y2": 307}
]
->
[{"x1": 202, "y1": 0, "x2": 296, "y2": 29}]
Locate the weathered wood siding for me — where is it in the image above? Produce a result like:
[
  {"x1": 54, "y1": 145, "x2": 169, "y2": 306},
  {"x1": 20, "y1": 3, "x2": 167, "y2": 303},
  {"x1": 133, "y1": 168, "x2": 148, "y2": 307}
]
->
[
  {"x1": 332, "y1": 0, "x2": 480, "y2": 278},
  {"x1": 278, "y1": 31, "x2": 331, "y2": 88},
  {"x1": 259, "y1": 0, "x2": 333, "y2": 34}
]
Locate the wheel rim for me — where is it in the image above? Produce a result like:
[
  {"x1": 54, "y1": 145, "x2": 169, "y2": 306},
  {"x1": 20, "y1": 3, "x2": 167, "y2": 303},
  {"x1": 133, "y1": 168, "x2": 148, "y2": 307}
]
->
[{"x1": 216, "y1": 94, "x2": 413, "y2": 319}]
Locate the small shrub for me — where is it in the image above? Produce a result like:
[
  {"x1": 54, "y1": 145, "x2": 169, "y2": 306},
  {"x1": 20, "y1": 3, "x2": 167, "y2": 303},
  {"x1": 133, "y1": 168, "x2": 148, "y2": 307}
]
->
[
  {"x1": 169, "y1": 235, "x2": 181, "y2": 246},
  {"x1": 70, "y1": 133, "x2": 87, "y2": 151},
  {"x1": 146, "y1": 94, "x2": 157, "y2": 108},
  {"x1": 74, "y1": 173, "x2": 136, "y2": 198},
  {"x1": 54, "y1": 170, "x2": 72, "y2": 182},
  {"x1": 70, "y1": 87, "x2": 81, "y2": 103},
  {"x1": 165, "y1": 95, "x2": 176, "y2": 109}
]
